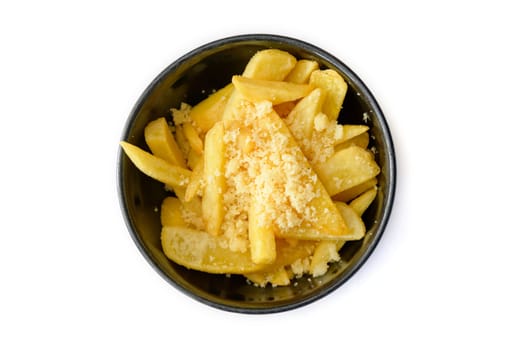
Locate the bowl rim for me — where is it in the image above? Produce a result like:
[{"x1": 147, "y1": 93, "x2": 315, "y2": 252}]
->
[{"x1": 117, "y1": 33, "x2": 396, "y2": 314}]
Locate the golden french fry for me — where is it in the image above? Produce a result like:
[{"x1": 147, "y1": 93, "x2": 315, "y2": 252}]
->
[
  {"x1": 174, "y1": 124, "x2": 191, "y2": 160},
  {"x1": 349, "y1": 186, "x2": 378, "y2": 216},
  {"x1": 309, "y1": 200, "x2": 367, "y2": 277},
  {"x1": 162, "y1": 226, "x2": 316, "y2": 274},
  {"x1": 189, "y1": 83, "x2": 234, "y2": 132},
  {"x1": 242, "y1": 49, "x2": 297, "y2": 80},
  {"x1": 186, "y1": 148, "x2": 201, "y2": 170},
  {"x1": 254, "y1": 110, "x2": 351, "y2": 241},
  {"x1": 334, "y1": 201, "x2": 366, "y2": 240},
  {"x1": 232, "y1": 75, "x2": 313, "y2": 105},
  {"x1": 244, "y1": 266, "x2": 290, "y2": 287},
  {"x1": 144, "y1": 117, "x2": 187, "y2": 168},
  {"x1": 182, "y1": 122, "x2": 203, "y2": 155},
  {"x1": 309, "y1": 241, "x2": 340, "y2": 277},
  {"x1": 309, "y1": 69, "x2": 347, "y2": 120},
  {"x1": 184, "y1": 156, "x2": 204, "y2": 202},
  {"x1": 202, "y1": 122, "x2": 226, "y2": 236},
  {"x1": 334, "y1": 124, "x2": 369, "y2": 145},
  {"x1": 223, "y1": 49, "x2": 297, "y2": 124},
  {"x1": 120, "y1": 141, "x2": 191, "y2": 189},
  {"x1": 160, "y1": 197, "x2": 185, "y2": 227},
  {"x1": 314, "y1": 145, "x2": 380, "y2": 196},
  {"x1": 335, "y1": 132, "x2": 369, "y2": 151},
  {"x1": 248, "y1": 196, "x2": 276, "y2": 264},
  {"x1": 285, "y1": 59, "x2": 319, "y2": 84},
  {"x1": 332, "y1": 177, "x2": 378, "y2": 202},
  {"x1": 285, "y1": 88, "x2": 325, "y2": 140}
]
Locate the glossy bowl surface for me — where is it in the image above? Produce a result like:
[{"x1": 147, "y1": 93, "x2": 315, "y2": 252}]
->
[{"x1": 118, "y1": 34, "x2": 396, "y2": 313}]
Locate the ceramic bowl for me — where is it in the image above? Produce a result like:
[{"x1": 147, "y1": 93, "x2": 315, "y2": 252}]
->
[{"x1": 117, "y1": 34, "x2": 396, "y2": 313}]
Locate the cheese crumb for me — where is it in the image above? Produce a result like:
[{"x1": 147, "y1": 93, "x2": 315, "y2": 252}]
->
[{"x1": 170, "y1": 103, "x2": 192, "y2": 125}]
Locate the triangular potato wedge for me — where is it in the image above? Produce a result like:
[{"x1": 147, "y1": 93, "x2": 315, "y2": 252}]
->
[
  {"x1": 189, "y1": 83, "x2": 234, "y2": 133},
  {"x1": 144, "y1": 117, "x2": 186, "y2": 168},
  {"x1": 235, "y1": 106, "x2": 354, "y2": 241},
  {"x1": 161, "y1": 226, "x2": 316, "y2": 274},
  {"x1": 242, "y1": 49, "x2": 297, "y2": 81},
  {"x1": 314, "y1": 145, "x2": 380, "y2": 196}
]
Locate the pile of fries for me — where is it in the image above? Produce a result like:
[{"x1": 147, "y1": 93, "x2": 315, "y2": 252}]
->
[{"x1": 121, "y1": 49, "x2": 380, "y2": 287}]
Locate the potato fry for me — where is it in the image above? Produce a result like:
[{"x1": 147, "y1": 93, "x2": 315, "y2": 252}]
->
[
  {"x1": 161, "y1": 226, "x2": 316, "y2": 274},
  {"x1": 182, "y1": 122, "x2": 203, "y2": 155},
  {"x1": 332, "y1": 177, "x2": 378, "y2": 202},
  {"x1": 202, "y1": 122, "x2": 226, "y2": 235},
  {"x1": 334, "y1": 201, "x2": 366, "y2": 240},
  {"x1": 144, "y1": 117, "x2": 186, "y2": 168},
  {"x1": 285, "y1": 88, "x2": 325, "y2": 140},
  {"x1": 186, "y1": 148, "x2": 201, "y2": 170},
  {"x1": 309, "y1": 69, "x2": 347, "y2": 120},
  {"x1": 314, "y1": 145, "x2": 380, "y2": 196},
  {"x1": 248, "y1": 195, "x2": 276, "y2": 264},
  {"x1": 334, "y1": 124, "x2": 369, "y2": 145},
  {"x1": 242, "y1": 49, "x2": 297, "y2": 81},
  {"x1": 349, "y1": 186, "x2": 378, "y2": 216},
  {"x1": 160, "y1": 197, "x2": 185, "y2": 227},
  {"x1": 223, "y1": 49, "x2": 297, "y2": 124},
  {"x1": 335, "y1": 132, "x2": 369, "y2": 151},
  {"x1": 244, "y1": 266, "x2": 290, "y2": 287},
  {"x1": 189, "y1": 83, "x2": 234, "y2": 132},
  {"x1": 285, "y1": 59, "x2": 319, "y2": 84},
  {"x1": 120, "y1": 141, "x2": 191, "y2": 189},
  {"x1": 232, "y1": 75, "x2": 313, "y2": 105},
  {"x1": 124, "y1": 48, "x2": 383, "y2": 286},
  {"x1": 184, "y1": 156, "x2": 204, "y2": 202},
  {"x1": 174, "y1": 124, "x2": 191, "y2": 159},
  {"x1": 309, "y1": 241, "x2": 340, "y2": 277},
  {"x1": 259, "y1": 111, "x2": 351, "y2": 241}
]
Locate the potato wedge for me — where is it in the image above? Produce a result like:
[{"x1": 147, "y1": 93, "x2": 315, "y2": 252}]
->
[
  {"x1": 144, "y1": 117, "x2": 186, "y2": 168},
  {"x1": 242, "y1": 49, "x2": 297, "y2": 81},
  {"x1": 182, "y1": 122, "x2": 203, "y2": 155},
  {"x1": 309, "y1": 241, "x2": 340, "y2": 277},
  {"x1": 120, "y1": 141, "x2": 191, "y2": 189},
  {"x1": 184, "y1": 156, "x2": 204, "y2": 202},
  {"x1": 332, "y1": 177, "x2": 378, "y2": 202},
  {"x1": 256, "y1": 111, "x2": 351, "y2": 241},
  {"x1": 232, "y1": 75, "x2": 313, "y2": 105},
  {"x1": 285, "y1": 59, "x2": 319, "y2": 84},
  {"x1": 349, "y1": 186, "x2": 378, "y2": 216},
  {"x1": 334, "y1": 124, "x2": 369, "y2": 145},
  {"x1": 309, "y1": 69, "x2": 347, "y2": 120},
  {"x1": 334, "y1": 201, "x2": 366, "y2": 240},
  {"x1": 285, "y1": 88, "x2": 325, "y2": 140},
  {"x1": 174, "y1": 124, "x2": 191, "y2": 159},
  {"x1": 189, "y1": 83, "x2": 234, "y2": 132},
  {"x1": 314, "y1": 145, "x2": 380, "y2": 196},
  {"x1": 160, "y1": 197, "x2": 185, "y2": 227},
  {"x1": 161, "y1": 226, "x2": 316, "y2": 274},
  {"x1": 335, "y1": 132, "x2": 369, "y2": 151},
  {"x1": 202, "y1": 122, "x2": 226, "y2": 235},
  {"x1": 223, "y1": 49, "x2": 296, "y2": 124},
  {"x1": 245, "y1": 266, "x2": 290, "y2": 287},
  {"x1": 248, "y1": 196, "x2": 276, "y2": 265}
]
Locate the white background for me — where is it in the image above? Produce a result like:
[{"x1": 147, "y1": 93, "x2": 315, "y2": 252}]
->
[{"x1": 1, "y1": 0, "x2": 524, "y2": 349}]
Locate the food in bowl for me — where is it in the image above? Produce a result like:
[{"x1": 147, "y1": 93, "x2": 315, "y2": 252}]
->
[{"x1": 120, "y1": 48, "x2": 380, "y2": 287}]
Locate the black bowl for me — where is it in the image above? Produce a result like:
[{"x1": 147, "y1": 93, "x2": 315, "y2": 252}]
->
[{"x1": 117, "y1": 34, "x2": 396, "y2": 313}]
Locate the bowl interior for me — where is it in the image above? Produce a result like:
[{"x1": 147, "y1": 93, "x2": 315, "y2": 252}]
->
[{"x1": 118, "y1": 35, "x2": 395, "y2": 313}]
